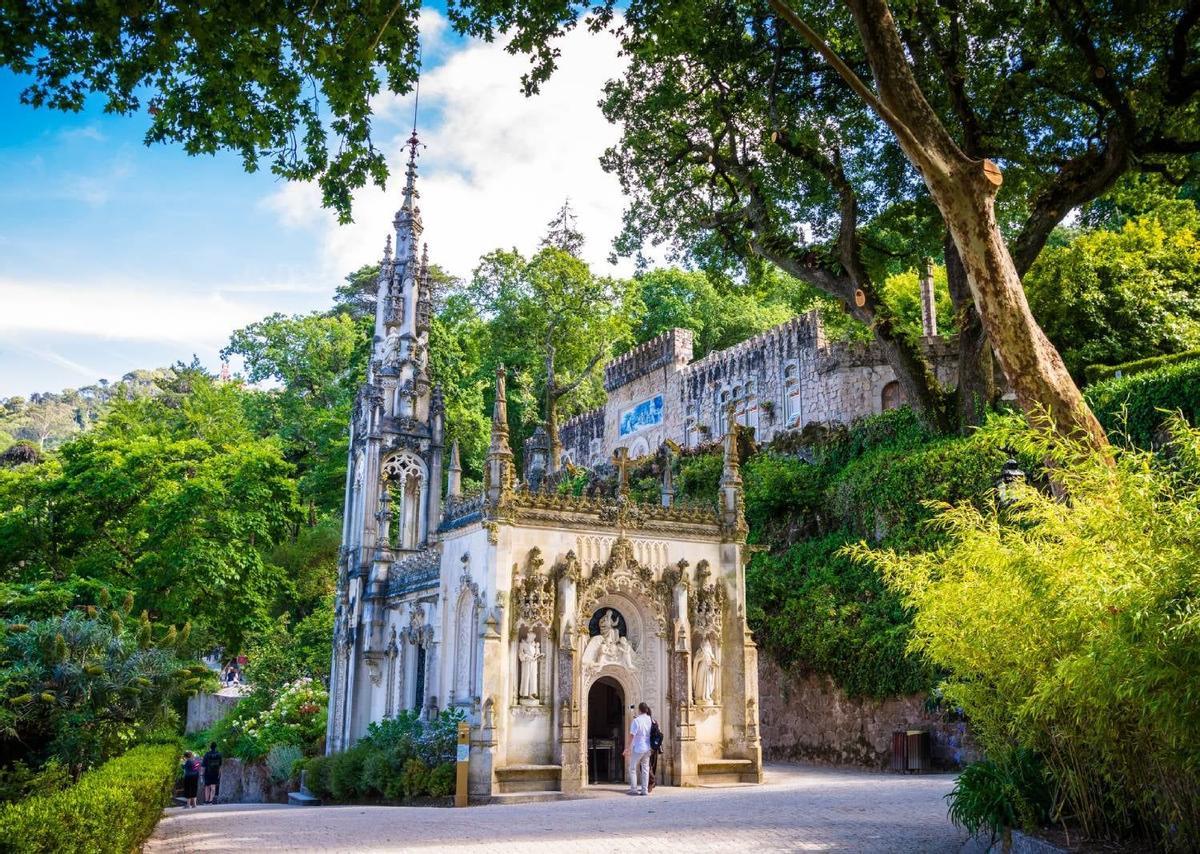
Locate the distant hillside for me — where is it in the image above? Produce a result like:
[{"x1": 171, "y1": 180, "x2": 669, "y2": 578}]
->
[{"x1": 0, "y1": 368, "x2": 173, "y2": 451}]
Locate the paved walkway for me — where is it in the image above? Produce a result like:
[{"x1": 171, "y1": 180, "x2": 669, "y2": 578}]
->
[{"x1": 146, "y1": 763, "x2": 972, "y2": 853}]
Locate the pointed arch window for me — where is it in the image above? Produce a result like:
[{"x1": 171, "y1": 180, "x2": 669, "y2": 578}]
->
[{"x1": 382, "y1": 451, "x2": 426, "y2": 550}]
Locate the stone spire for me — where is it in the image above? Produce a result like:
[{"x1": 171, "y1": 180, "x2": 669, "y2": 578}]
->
[
  {"x1": 447, "y1": 439, "x2": 462, "y2": 500},
  {"x1": 485, "y1": 365, "x2": 514, "y2": 504},
  {"x1": 720, "y1": 404, "x2": 745, "y2": 535}
]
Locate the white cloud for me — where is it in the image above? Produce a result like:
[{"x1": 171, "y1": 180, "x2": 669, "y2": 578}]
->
[
  {"x1": 266, "y1": 13, "x2": 632, "y2": 281},
  {"x1": 17, "y1": 346, "x2": 100, "y2": 381},
  {"x1": 0, "y1": 277, "x2": 279, "y2": 351},
  {"x1": 58, "y1": 125, "x2": 108, "y2": 144}
]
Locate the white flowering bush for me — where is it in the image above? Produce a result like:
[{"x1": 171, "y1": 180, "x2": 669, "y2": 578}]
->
[{"x1": 212, "y1": 678, "x2": 327, "y2": 760}]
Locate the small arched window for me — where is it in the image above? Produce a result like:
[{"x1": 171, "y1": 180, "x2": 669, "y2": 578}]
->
[{"x1": 881, "y1": 380, "x2": 905, "y2": 412}]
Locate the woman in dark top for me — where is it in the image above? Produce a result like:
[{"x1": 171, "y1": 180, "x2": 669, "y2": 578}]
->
[
  {"x1": 181, "y1": 751, "x2": 202, "y2": 808},
  {"x1": 202, "y1": 742, "x2": 222, "y2": 804}
]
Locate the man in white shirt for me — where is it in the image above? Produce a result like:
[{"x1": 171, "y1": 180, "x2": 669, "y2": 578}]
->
[{"x1": 627, "y1": 702, "x2": 653, "y2": 795}]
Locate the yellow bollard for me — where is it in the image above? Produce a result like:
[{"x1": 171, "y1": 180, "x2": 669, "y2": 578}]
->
[{"x1": 454, "y1": 720, "x2": 469, "y2": 807}]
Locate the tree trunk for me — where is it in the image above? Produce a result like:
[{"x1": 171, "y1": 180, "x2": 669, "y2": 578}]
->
[
  {"x1": 944, "y1": 232, "x2": 995, "y2": 430},
  {"x1": 829, "y1": 0, "x2": 1108, "y2": 450},
  {"x1": 928, "y1": 170, "x2": 1105, "y2": 447}
]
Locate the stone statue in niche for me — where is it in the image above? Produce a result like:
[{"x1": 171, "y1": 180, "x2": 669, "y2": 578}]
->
[
  {"x1": 693, "y1": 637, "x2": 718, "y2": 705},
  {"x1": 582, "y1": 608, "x2": 636, "y2": 669},
  {"x1": 518, "y1": 633, "x2": 544, "y2": 702}
]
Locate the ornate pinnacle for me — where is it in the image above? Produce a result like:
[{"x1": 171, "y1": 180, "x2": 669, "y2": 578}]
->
[
  {"x1": 721, "y1": 403, "x2": 742, "y2": 487},
  {"x1": 485, "y1": 365, "x2": 514, "y2": 504},
  {"x1": 382, "y1": 233, "x2": 393, "y2": 263}
]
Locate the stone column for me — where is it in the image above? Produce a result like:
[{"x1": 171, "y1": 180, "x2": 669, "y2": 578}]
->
[
  {"x1": 471, "y1": 609, "x2": 503, "y2": 797},
  {"x1": 556, "y1": 560, "x2": 583, "y2": 793},
  {"x1": 670, "y1": 581, "x2": 698, "y2": 786}
]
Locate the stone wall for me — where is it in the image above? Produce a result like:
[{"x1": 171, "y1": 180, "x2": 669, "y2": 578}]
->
[
  {"x1": 555, "y1": 311, "x2": 962, "y2": 469},
  {"x1": 757, "y1": 657, "x2": 977, "y2": 770},
  {"x1": 185, "y1": 690, "x2": 241, "y2": 734}
]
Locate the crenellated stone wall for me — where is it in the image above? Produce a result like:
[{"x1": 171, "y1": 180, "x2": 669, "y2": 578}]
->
[{"x1": 554, "y1": 310, "x2": 960, "y2": 468}]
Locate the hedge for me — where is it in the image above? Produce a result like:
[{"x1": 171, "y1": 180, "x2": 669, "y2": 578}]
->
[
  {"x1": 1086, "y1": 359, "x2": 1200, "y2": 448},
  {"x1": 1084, "y1": 349, "x2": 1200, "y2": 384},
  {"x1": 0, "y1": 743, "x2": 179, "y2": 854}
]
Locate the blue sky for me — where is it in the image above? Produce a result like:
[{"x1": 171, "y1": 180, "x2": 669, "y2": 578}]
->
[{"x1": 0, "y1": 10, "x2": 628, "y2": 398}]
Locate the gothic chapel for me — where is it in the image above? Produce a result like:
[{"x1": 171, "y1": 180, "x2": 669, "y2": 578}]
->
[{"x1": 327, "y1": 133, "x2": 763, "y2": 796}]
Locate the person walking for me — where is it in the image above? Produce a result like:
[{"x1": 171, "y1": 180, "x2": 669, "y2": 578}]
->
[
  {"x1": 202, "y1": 741, "x2": 222, "y2": 805},
  {"x1": 648, "y1": 713, "x2": 664, "y2": 792},
  {"x1": 627, "y1": 702, "x2": 653, "y2": 796},
  {"x1": 181, "y1": 751, "x2": 202, "y2": 808}
]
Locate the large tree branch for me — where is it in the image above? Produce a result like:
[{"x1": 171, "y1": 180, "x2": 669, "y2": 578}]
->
[
  {"x1": 549, "y1": 347, "x2": 607, "y2": 401},
  {"x1": 1167, "y1": 0, "x2": 1200, "y2": 105},
  {"x1": 1012, "y1": 125, "x2": 1129, "y2": 276}
]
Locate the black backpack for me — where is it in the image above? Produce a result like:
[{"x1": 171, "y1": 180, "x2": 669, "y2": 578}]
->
[{"x1": 649, "y1": 720, "x2": 664, "y2": 751}]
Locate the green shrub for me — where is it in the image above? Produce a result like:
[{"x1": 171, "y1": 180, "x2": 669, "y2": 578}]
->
[
  {"x1": 0, "y1": 742, "x2": 178, "y2": 853},
  {"x1": 301, "y1": 755, "x2": 332, "y2": 798},
  {"x1": 400, "y1": 758, "x2": 429, "y2": 799},
  {"x1": 265, "y1": 744, "x2": 303, "y2": 784},
  {"x1": 859, "y1": 417, "x2": 1200, "y2": 847},
  {"x1": 1086, "y1": 358, "x2": 1200, "y2": 448},
  {"x1": 426, "y1": 761, "x2": 456, "y2": 798},
  {"x1": 329, "y1": 746, "x2": 367, "y2": 801},
  {"x1": 359, "y1": 750, "x2": 395, "y2": 799},
  {"x1": 946, "y1": 748, "x2": 1052, "y2": 843},
  {"x1": 676, "y1": 453, "x2": 722, "y2": 501},
  {"x1": 746, "y1": 534, "x2": 933, "y2": 698},
  {"x1": 830, "y1": 430, "x2": 1010, "y2": 550},
  {"x1": 1084, "y1": 348, "x2": 1200, "y2": 384},
  {"x1": 0, "y1": 760, "x2": 70, "y2": 805}
]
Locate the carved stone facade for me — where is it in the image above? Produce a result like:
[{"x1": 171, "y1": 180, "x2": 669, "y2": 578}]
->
[
  {"x1": 555, "y1": 312, "x2": 960, "y2": 467},
  {"x1": 327, "y1": 140, "x2": 762, "y2": 796}
]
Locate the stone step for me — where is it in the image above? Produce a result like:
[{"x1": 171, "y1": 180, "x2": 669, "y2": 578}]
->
[
  {"x1": 697, "y1": 758, "x2": 757, "y2": 785},
  {"x1": 475, "y1": 791, "x2": 570, "y2": 806},
  {"x1": 494, "y1": 763, "x2": 563, "y2": 794}
]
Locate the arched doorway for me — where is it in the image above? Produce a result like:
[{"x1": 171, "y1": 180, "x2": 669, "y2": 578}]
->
[{"x1": 586, "y1": 677, "x2": 625, "y2": 784}]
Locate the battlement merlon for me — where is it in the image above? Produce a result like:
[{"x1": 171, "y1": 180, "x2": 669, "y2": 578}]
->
[{"x1": 604, "y1": 327, "x2": 694, "y2": 391}]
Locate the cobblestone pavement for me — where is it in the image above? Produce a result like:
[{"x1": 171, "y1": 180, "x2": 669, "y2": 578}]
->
[{"x1": 146, "y1": 763, "x2": 972, "y2": 853}]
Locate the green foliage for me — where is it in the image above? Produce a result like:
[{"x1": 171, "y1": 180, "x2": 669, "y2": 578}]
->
[
  {"x1": 629, "y1": 268, "x2": 798, "y2": 357},
  {"x1": 428, "y1": 294, "x2": 491, "y2": 478},
  {"x1": 400, "y1": 758, "x2": 429, "y2": 799},
  {"x1": 467, "y1": 245, "x2": 636, "y2": 464},
  {"x1": 675, "y1": 454, "x2": 722, "y2": 502},
  {"x1": 329, "y1": 745, "x2": 367, "y2": 802},
  {"x1": 0, "y1": 760, "x2": 69, "y2": 805},
  {"x1": 880, "y1": 266, "x2": 954, "y2": 348},
  {"x1": 307, "y1": 710, "x2": 463, "y2": 802},
  {"x1": 1086, "y1": 359, "x2": 1200, "y2": 449},
  {"x1": 859, "y1": 418, "x2": 1200, "y2": 846},
  {"x1": 1085, "y1": 348, "x2": 1200, "y2": 384},
  {"x1": 746, "y1": 534, "x2": 933, "y2": 698},
  {"x1": 0, "y1": 579, "x2": 131, "y2": 622},
  {"x1": 0, "y1": 608, "x2": 203, "y2": 775},
  {"x1": 224, "y1": 311, "x2": 366, "y2": 515},
  {"x1": 828, "y1": 431, "x2": 1010, "y2": 551},
  {"x1": 0, "y1": 4, "x2": 423, "y2": 222},
  {"x1": 0, "y1": 374, "x2": 300, "y2": 653},
  {"x1": 1025, "y1": 203, "x2": 1200, "y2": 380},
  {"x1": 0, "y1": 742, "x2": 178, "y2": 854},
  {"x1": 946, "y1": 748, "x2": 1053, "y2": 843},
  {"x1": 208, "y1": 678, "x2": 327, "y2": 762},
  {"x1": 426, "y1": 762, "x2": 456, "y2": 798},
  {"x1": 265, "y1": 744, "x2": 304, "y2": 785}
]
